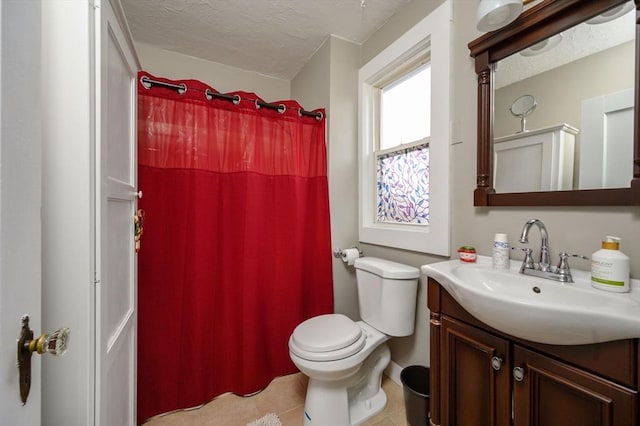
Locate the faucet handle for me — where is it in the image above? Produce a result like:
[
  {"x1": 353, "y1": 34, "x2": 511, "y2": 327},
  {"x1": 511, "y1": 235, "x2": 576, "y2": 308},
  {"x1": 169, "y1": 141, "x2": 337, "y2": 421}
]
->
[
  {"x1": 512, "y1": 247, "x2": 534, "y2": 269},
  {"x1": 556, "y1": 252, "x2": 588, "y2": 274}
]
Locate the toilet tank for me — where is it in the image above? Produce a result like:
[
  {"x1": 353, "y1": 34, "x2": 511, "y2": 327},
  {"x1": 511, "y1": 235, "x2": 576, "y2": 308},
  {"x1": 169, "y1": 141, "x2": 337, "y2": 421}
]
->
[{"x1": 354, "y1": 257, "x2": 419, "y2": 337}]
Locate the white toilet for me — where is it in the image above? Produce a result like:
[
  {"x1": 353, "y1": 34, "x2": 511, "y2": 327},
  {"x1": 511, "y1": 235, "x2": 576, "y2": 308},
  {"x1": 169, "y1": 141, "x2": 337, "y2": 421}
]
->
[{"x1": 288, "y1": 257, "x2": 419, "y2": 426}]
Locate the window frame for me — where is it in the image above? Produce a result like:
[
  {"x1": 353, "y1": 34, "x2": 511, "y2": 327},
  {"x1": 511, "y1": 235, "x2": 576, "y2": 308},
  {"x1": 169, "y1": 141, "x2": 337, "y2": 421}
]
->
[{"x1": 358, "y1": 0, "x2": 451, "y2": 255}]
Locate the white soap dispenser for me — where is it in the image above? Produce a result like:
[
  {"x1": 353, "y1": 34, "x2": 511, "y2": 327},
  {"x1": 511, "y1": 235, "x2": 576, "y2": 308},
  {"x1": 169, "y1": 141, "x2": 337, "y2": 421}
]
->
[{"x1": 591, "y1": 236, "x2": 630, "y2": 293}]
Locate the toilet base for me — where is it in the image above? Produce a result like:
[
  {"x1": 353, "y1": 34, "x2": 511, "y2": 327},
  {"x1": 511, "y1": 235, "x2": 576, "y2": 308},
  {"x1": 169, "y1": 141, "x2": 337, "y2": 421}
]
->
[
  {"x1": 301, "y1": 343, "x2": 391, "y2": 426},
  {"x1": 348, "y1": 386, "x2": 387, "y2": 426}
]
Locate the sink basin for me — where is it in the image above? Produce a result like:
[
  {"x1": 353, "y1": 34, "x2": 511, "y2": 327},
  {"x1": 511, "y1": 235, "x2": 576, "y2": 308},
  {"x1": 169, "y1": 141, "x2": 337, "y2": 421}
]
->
[{"x1": 421, "y1": 256, "x2": 640, "y2": 345}]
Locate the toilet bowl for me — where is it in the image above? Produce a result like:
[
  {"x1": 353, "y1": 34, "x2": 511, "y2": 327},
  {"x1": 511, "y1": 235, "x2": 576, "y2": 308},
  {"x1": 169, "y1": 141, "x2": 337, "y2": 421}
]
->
[
  {"x1": 289, "y1": 316, "x2": 387, "y2": 381},
  {"x1": 289, "y1": 318, "x2": 391, "y2": 425},
  {"x1": 288, "y1": 257, "x2": 419, "y2": 426}
]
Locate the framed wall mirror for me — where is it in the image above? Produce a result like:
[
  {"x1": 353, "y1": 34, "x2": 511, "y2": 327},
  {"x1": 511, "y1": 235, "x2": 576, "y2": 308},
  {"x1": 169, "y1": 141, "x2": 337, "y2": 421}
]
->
[{"x1": 469, "y1": 0, "x2": 640, "y2": 206}]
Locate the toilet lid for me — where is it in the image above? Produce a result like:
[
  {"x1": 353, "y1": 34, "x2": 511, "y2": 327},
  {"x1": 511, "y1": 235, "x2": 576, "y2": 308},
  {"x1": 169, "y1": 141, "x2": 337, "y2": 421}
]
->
[{"x1": 291, "y1": 314, "x2": 363, "y2": 353}]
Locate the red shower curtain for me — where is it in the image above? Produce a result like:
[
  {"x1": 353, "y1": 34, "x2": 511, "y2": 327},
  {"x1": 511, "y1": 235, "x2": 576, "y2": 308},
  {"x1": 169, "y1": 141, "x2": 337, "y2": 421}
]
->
[{"x1": 136, "y1": 72, "x2": 334, "y2": 423}]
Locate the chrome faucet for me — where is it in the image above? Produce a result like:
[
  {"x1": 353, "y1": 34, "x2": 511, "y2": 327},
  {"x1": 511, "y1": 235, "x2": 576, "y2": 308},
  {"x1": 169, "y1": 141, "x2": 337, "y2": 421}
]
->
[
  {"x1": 516, "y1": 218, "x2": 588, "y2": 283},
  {"x1": 519, "y1": 219, "x2": 551, "y2": 272}
]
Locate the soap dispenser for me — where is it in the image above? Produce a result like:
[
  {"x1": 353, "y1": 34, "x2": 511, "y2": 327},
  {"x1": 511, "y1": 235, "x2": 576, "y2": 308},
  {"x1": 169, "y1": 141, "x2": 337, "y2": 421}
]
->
[{"x1": 591, "y1": 236, "x2": 630, "y2": 293}]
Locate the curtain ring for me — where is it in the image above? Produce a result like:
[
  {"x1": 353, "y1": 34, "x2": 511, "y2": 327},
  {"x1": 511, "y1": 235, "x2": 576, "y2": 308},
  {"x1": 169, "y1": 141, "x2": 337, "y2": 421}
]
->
[
  {"x1": 205, "y1": 89, "x2": 213, "y2": 101},
  {"x1": 277, "y1": 104, "x2": 286, "y2": 114},
  {"x1": 232, "y1": 95, "x2": 241, "y2": 105},
  {"x1": 140, "y1": 76, "x2": 152, "y2": 89},
  {"x1": 255, "y1": 99, "x2": 261, "y2": 110},
  {"x1": 315, "y1": 111, "x2": 324, "y2": 121},
  {"x1": 177, "y1": 84, "x2": 187, "y2": 95}
]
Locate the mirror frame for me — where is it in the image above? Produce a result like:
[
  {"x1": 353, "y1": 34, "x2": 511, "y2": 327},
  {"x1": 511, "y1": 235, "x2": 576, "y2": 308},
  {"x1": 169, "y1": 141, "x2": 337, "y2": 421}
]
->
[{"x1": 468, "y1": 0, "x2": 640, "y2": 206}]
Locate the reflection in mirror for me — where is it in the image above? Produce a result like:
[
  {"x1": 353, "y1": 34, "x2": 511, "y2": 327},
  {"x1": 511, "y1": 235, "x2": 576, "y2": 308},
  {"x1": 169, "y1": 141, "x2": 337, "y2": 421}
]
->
[
  {"x1": 509, "y1": 94, "x2": 537, "y2": 133},
  {"x1": 493, "y1": 5, "x2": 635, "y2": 192}
]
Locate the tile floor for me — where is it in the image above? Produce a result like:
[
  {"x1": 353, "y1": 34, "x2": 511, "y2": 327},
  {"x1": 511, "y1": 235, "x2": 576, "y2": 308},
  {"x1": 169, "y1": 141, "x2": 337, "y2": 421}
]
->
[{"x1": 142, "y1": 373, "x2": 408, "y2": 426}]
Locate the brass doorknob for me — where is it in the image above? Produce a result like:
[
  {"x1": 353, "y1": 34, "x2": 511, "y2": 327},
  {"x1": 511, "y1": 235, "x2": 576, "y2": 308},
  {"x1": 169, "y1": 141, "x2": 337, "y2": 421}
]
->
[{"x1": 17, "y1": 315, "x2": 70, "y2": 404}]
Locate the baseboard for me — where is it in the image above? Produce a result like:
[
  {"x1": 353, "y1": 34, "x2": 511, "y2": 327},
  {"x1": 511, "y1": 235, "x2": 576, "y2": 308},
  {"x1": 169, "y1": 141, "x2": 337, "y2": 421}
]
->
[{"x1": 385, "y1": 360, "x2": 403, "y2": 387}]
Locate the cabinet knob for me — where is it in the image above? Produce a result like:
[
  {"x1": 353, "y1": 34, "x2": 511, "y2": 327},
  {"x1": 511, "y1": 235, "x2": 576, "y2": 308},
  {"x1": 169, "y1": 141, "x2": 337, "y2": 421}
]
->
[
  {"x1": 491, "y1": 356, "x2": 503, "y2": 371},
  {"x1": 513, "y1": 366, "x2": 525, "y2": 382}
]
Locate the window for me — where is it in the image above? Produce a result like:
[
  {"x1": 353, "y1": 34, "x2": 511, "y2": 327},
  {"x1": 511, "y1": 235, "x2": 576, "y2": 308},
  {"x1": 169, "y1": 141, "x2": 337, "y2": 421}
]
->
[
  {"x1": 377, "y1": 63, "x2": 431, "y2": 225},
  {"x1": 380, "y1": 64, "x2": 431, "y2": 151},
  {"x1": 377, "y1": 142, "x2": 429, "y2": 225},
  {"x1": 358, "y1": 0, "x2": 451, "y2": 255}
]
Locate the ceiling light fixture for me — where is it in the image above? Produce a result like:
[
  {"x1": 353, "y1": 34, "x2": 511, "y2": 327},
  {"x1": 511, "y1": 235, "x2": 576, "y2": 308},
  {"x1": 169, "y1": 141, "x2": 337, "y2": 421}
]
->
[
  {"x1": 520, "y1": 33, "x2": 563, "y2": 57},
  {"x1": 476, "y1": 0, "x2": 524, "y2": 32},
  {"x1": 586, "y1": 1, "x2": 634, "y2": 25}
]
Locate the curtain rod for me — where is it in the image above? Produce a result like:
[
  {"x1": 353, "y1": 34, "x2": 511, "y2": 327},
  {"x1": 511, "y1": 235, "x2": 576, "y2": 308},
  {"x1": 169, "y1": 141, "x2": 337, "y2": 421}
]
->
[{"x1": 140, "y1": 76, "x2": 323, "y2": 120}]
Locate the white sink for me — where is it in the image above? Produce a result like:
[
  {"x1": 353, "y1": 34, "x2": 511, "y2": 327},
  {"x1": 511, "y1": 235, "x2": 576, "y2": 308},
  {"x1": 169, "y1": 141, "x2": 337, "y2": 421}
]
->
[{"x1": 421, "y1": 256, "x2": 640, "y2": 345}]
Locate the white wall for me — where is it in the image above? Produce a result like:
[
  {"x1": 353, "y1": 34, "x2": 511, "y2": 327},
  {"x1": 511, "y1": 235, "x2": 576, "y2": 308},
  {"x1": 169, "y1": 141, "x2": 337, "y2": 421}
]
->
[
  {"x1": 135, "y1": 42, "x2": 291, "y2": 101},
  {"x1": 292, "y1": 36, "x2": 362, "y2": 320}
]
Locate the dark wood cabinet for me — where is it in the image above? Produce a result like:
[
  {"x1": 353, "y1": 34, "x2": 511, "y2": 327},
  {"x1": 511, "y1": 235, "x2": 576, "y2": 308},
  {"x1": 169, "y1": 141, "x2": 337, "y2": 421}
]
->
[
  {"x1": 428, "y1": 277, "x2": 639, "y2": 426},
  {"x1": 440, "y1": 317, "x2": 511, "y2": 426},
  {"x1": 513, "y1": 345, "x2": 637, "y2": 426}
]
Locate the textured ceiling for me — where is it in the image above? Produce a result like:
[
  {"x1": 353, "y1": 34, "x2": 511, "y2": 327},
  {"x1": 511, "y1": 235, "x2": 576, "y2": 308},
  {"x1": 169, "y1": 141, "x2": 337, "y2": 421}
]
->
[
  {"x1": 121, "y1": 0, "x2": 410, "y2": 80},
  {"x1": 496, "y1": 5, "x2": 635, "y2": 88}
]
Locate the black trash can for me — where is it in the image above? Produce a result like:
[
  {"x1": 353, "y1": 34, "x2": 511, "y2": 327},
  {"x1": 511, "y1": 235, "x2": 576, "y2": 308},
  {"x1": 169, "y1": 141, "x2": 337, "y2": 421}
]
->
[{"x1": 400, "y1": 365, "x2": 430, "y2": 426}]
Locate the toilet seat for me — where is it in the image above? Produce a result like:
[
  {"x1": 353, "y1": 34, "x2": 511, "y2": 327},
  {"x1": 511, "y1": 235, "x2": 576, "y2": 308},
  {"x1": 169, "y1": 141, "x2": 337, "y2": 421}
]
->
[{"x1": 289, "y1": 314, "x2": 366, "y2": 362}]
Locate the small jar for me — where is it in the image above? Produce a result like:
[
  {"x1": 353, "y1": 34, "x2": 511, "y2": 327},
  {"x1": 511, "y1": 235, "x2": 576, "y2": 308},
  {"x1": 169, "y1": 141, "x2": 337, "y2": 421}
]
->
[{"x1": 457, "y1": 246, "x2": 477, "y2": 263}]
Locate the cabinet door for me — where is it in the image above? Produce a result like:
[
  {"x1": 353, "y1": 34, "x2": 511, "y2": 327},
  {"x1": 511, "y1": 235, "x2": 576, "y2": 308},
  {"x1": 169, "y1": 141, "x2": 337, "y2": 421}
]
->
[
  {"x1": 513, "y1": 345, "x2": 638, "y2": 426},
  {"x1": 441, "y1": 317, "x2": 511, "y2": 426}
]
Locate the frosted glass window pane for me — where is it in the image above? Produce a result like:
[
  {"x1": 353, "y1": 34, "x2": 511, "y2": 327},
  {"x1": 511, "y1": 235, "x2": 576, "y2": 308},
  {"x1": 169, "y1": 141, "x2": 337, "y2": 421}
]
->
[
  {"x1": 376, "y1": 144, "x2": 429, "y2": 225},
  {"x1": 380, "y1": 64, "x2": 431, "y2": 150}
]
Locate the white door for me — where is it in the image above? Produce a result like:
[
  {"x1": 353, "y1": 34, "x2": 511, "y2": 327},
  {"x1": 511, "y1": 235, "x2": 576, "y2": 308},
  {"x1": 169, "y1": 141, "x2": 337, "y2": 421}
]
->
[
  {"x1": 580, "y1": 88, "x2": 634, "y2": 189},
  {"x1": 2, "y1": 1, "x2": 138, "y2": 423},
  {"x1": 95, "y1": 1, "x2": 139, "y2": 425},
  {"x1": 0, "y1": 0, "x2": 43, "y2": 424}
]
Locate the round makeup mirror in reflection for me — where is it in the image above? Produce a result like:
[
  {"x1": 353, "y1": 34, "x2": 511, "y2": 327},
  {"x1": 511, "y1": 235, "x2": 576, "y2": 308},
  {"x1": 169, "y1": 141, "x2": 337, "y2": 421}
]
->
[{"x1": 509, "y1": 94, "x2": 537, "y2": 133}]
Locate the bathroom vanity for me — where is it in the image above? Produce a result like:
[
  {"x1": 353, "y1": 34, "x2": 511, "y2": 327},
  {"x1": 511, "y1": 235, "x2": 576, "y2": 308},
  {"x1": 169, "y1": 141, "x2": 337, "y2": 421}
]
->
[{"x1": 426, "y1": 277, "x2": 639, "y2": 426}]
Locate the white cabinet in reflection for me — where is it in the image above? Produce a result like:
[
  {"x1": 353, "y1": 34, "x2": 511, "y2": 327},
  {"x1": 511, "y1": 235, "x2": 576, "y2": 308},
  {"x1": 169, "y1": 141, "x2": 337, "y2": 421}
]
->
[{"x1": 493, "y1": 124, "x2": 578, "y2": 193}]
